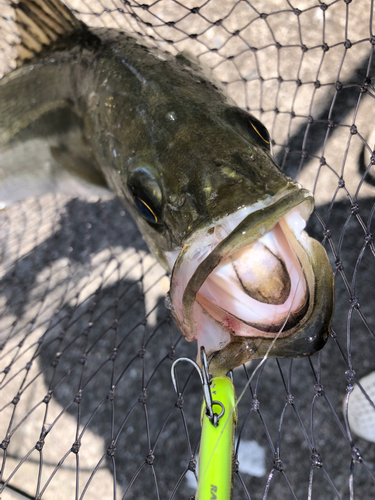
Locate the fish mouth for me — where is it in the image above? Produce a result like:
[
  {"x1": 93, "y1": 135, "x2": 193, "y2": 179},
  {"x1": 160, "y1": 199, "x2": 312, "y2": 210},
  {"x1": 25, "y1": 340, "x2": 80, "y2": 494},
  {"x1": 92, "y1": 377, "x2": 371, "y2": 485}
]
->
[{"x1": 169, "y1": 186, "x2": 334, "y2": 374}]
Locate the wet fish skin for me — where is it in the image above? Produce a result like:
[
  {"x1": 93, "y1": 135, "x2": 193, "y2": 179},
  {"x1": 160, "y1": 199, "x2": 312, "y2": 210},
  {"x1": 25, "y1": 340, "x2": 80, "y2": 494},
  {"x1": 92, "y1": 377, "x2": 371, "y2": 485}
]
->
[
  {"x1": 77, "y1": 32, "x2": 297, "y2": 263},
  {"x1": 1, "y1": 24, "x2": 291, "y2": 257},
  {"x1": 0, "y1": 0, "x2": 334, "y2": 372}
]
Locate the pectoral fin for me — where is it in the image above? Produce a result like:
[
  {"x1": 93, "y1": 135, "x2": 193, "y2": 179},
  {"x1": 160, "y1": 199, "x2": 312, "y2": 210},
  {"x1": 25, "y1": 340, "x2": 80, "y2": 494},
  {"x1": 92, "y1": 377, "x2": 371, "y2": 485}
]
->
[{"x1": 0, "y1": 106, "x2": 111, "y2": 206}]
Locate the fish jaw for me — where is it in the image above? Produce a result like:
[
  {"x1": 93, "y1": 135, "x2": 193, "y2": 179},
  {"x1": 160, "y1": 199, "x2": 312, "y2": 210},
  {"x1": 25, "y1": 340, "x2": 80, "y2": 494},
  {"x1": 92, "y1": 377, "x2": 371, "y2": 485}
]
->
[{"x1": 169, "y1": 186, "x2": 334, "y2": 374}]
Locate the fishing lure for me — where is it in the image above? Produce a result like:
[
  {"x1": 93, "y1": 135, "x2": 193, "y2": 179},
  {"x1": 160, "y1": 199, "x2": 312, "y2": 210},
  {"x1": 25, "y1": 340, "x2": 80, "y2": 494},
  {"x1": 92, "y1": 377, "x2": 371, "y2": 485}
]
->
[{"x1": 171, "y1": 349, "x2": 237, "y2": 499}]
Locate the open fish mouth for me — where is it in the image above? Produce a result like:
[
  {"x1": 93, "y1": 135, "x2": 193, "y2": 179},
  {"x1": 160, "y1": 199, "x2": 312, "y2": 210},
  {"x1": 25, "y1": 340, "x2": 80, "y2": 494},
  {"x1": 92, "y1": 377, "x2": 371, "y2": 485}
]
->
[{"x1": 169, "y1": 185, "x2": 334, "y2": 374}]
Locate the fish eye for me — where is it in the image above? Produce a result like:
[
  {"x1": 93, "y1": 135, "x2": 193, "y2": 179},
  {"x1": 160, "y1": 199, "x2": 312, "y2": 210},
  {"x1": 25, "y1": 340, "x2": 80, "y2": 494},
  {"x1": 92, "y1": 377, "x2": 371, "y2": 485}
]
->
[
  {"x1": 133, "y1": 195, "x2": 159, "y2": 224},
  {"x1": 247, "y1": 116, "x2": 270, "y2": 147},
  {"x1": 126, "y1": 165, "x2": 163, "y2": 226},
  {"x1": 224, "y1": 107, "x2": 271, "y2": 151}
]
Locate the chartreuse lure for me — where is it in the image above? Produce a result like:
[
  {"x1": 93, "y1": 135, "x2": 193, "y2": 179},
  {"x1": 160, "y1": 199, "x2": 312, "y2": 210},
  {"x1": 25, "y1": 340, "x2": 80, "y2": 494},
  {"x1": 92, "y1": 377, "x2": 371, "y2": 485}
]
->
[
  {"x1": 196, "y1": 374, "x2": 237, "y2": 500},
  {"x1": 171, "y1": 348, "x2": 237, "y2": 500}
]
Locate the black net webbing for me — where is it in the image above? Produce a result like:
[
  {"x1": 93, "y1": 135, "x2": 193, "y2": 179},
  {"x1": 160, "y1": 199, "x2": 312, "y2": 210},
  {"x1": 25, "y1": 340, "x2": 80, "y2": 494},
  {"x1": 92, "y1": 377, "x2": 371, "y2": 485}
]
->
[{"x1": 1, "y1": 1, "x2": 375, "y2": 499}]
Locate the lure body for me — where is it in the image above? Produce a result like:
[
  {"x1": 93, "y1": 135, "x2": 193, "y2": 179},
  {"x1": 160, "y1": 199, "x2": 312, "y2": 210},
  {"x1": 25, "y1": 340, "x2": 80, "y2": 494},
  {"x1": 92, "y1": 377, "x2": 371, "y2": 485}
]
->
[{"x1": 197, "y1": 375, "x2": 237, "y2": 500}]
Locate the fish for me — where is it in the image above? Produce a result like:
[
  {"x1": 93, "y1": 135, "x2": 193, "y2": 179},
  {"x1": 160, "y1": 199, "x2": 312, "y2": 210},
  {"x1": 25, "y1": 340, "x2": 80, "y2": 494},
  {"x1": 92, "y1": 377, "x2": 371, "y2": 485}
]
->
[{"x1": 0, "y1": 0, "x2": 334, "y2": 374}]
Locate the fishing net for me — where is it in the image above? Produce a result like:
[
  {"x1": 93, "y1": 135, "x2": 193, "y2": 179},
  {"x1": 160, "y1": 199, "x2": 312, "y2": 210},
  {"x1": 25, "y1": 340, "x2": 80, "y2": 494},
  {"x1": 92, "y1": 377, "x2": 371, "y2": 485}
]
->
[{"x1": 1, "y1": 0, "x2": 375, "y2": 498}]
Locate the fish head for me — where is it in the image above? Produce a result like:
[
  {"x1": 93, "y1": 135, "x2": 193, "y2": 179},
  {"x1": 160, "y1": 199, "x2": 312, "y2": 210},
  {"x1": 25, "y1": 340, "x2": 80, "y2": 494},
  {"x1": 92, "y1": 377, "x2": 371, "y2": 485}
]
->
[
  {"x1": 122, "y1": 103, "x2": 289, "y2": 245},
  {"x1": 121, "y1": 103, "x2": 334, "y2": 374}
]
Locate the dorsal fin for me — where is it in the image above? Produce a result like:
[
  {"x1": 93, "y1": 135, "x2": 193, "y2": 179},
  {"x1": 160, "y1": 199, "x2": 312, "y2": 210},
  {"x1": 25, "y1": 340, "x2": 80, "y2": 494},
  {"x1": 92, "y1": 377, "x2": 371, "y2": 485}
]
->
[{"x1": 13, "y1": 0, "x2": 84, "y2": 66}]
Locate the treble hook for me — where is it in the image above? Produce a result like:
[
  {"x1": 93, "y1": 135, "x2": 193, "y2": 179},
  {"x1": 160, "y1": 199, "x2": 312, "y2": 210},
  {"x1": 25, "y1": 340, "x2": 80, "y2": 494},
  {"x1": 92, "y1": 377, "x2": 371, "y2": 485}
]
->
[{"x1": 171, "y1": 347, "x2": 225, "y2": 426}]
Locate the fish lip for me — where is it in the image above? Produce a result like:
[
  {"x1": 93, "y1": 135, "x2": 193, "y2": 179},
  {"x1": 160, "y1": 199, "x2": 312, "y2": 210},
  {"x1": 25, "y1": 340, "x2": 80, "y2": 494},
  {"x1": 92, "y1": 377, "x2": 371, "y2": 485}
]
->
[{"x1": 169, "y1": 186, "x2": 315, "y2": 343}]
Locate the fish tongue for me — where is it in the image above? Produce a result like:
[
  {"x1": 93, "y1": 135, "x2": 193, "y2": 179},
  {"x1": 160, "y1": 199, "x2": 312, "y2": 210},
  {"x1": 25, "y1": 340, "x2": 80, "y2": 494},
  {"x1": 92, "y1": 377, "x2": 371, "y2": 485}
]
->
[{"x1": 227, "y1": 234, "x2": 291, "y2": 306}]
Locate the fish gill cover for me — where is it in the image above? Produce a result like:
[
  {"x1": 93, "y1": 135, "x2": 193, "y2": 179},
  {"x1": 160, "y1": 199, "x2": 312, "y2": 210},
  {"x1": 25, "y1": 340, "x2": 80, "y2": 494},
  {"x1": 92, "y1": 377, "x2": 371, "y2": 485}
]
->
[{"x1": 0, "y1": 0, "x2": 374, "y2": 499}]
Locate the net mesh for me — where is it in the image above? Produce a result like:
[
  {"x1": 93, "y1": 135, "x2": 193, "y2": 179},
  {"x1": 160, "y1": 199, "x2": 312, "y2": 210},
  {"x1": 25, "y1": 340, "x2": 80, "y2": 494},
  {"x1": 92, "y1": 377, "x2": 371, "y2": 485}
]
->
[{"x1": 1, "y1": 0, "x2": 375, "y2": 498}]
